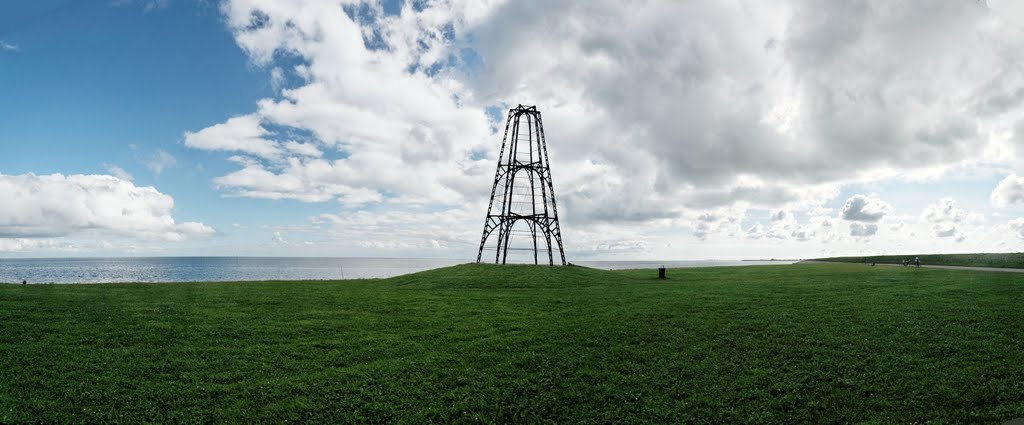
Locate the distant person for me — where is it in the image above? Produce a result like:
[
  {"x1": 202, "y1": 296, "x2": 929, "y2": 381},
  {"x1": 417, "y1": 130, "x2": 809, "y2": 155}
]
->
[{"x1": 914, "y1": 257, "x2": 921, "y2": 268}]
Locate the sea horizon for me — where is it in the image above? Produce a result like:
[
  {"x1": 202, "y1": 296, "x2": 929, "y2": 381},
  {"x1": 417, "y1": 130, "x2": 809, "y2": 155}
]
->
[{"x1": 0, "y1": 256, "x2": 799, "y2": 284}]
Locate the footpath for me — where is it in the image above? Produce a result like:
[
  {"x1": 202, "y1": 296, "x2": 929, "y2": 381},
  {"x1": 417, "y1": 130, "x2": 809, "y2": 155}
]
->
[{"x1": 799, "y1": 260, "x2": 1024, "y2": 274}]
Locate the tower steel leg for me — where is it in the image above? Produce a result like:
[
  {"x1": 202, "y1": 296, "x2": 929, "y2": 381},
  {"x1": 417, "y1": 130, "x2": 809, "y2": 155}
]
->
[{"x1": 476, "y1": 105, "x2": 567, "y2": 266}]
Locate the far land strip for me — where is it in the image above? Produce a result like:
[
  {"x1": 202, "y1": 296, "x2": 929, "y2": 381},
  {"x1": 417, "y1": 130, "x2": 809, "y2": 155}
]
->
[
  {"x1": 809, "y1": 252, "x2": 1024, "y2": 270},
  {"x1": 801, "y1": 260, "x2": 1024, "y2": 273}
]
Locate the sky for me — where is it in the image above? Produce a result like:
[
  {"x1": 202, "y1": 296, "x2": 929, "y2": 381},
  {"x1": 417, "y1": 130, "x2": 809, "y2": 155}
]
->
[{"x1": 2, "y1": 0, "x2": 1024, "y2": 260}]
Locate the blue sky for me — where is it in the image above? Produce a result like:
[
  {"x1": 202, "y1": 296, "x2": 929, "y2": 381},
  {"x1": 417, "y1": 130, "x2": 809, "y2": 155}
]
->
[
  {"x1": 2, "y1": 2, "x2": 260, "y2": 207},
  {"x1": 2, "y1": 0, "x2": 1024, "y2": 259},
  {"x1": 1, "y1": 1, "x2": 340, "y2": 250}
]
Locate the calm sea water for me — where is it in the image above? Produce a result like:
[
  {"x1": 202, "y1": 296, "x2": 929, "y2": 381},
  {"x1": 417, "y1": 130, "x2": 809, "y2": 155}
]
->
[{"x1": 0, "y1": 257, "x2": 796, "y2": 284}]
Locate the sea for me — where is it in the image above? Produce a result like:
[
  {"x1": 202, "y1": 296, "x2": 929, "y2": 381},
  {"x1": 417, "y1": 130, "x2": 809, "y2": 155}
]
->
[{"x1": 0, "y1": 257, "x2": 796, "y2": 284}]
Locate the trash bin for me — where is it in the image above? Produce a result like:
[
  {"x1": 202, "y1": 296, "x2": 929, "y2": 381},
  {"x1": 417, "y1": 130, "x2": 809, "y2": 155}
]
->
[{"x1": 658, "y1": 266, "x2": 666, "y2": 279}]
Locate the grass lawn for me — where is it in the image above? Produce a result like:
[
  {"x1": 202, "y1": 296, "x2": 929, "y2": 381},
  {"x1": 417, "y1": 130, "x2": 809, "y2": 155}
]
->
[
  {"x1": 1, "y1": 263, "x2": 1023, "y2": 423},
  {"x1": 814, "y1": 252, "x2": 1024, "y2": 269}
]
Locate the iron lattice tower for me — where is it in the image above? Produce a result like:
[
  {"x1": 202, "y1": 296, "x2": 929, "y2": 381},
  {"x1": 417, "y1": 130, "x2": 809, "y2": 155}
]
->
[{"x1": 476, "y1": 105, "x2": 566, "y2": 265}]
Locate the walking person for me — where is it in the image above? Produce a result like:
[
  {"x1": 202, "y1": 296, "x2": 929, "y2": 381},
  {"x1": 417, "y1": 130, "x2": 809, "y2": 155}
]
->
[{"x1": 914, "y1": 256, "x2": 921, "y2": 268}]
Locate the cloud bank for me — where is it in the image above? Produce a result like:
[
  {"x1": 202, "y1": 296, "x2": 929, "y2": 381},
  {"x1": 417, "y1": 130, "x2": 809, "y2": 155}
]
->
[{"x1": 0, "y1": 173, "x2": 214, "y2": 250}]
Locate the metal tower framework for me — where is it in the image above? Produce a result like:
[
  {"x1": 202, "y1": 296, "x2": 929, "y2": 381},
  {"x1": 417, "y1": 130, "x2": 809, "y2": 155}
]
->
[{"x1": 476, "y1": 105, "x2": 566, "y2": 265}]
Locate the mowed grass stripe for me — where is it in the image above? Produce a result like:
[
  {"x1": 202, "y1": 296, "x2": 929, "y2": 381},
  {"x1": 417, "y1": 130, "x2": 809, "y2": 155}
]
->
[{"x1": 1, "y1": 263, "x2": 1022, "y2": 423}]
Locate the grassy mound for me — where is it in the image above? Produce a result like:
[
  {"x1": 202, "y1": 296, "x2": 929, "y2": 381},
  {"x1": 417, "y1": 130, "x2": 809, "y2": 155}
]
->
[
  {"x1": 388, "y1": 263, "x2": 621, "y2": 289},
  {"x1": 1, "y1": 263, "x2": 1023, "y2": 422},
  {"x1": 813, "y1": 252, "x2": 1024, "y2": 268}
]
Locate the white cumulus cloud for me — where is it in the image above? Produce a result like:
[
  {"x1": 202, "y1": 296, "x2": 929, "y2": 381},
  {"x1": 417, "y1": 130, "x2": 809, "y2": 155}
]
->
[
  {"x1": 921, "y1": 197, "x2": 981, "y2": 241},
  {"x1": 283, "y1": 141, "x2": 322, "y2": 157},
  {"x1": 841, "y1": 194, "x2": 891, "y2": 222},
  {"x1": 185, "y1": 115, "x2": 283, "y2": 160},
  {"x1": 185, "y1": 0, "x2": 494, "y2": 207},
  {"x1": 991, "y1": 174, "x2": 1024, "y2": 207},
  {"x1": 0, "y1": 173, "x2": 214, "y2": 248},
  {"x1": 922, "y1": 197, "x2": 967, "y2": 223}
]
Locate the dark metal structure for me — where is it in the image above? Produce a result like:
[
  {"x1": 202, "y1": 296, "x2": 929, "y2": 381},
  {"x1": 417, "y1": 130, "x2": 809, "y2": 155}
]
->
[{"x1": 476, "y1": 105, "x2": 566, "y2": 265}]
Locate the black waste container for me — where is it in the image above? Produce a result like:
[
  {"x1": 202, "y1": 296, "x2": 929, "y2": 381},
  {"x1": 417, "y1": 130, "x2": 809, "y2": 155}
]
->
[{"x1": 658, "y1": 266, "x2": 666, "y2": 279}]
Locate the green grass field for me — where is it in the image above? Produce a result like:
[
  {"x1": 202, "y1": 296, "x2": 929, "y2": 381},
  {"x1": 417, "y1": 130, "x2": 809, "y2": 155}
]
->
[
  {"x1": 2, "y1": 263, "x2": 1023, "y2": 423},
  {"x1": 814, "y1": 252, "x2": 1024, "y2": 268}
]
